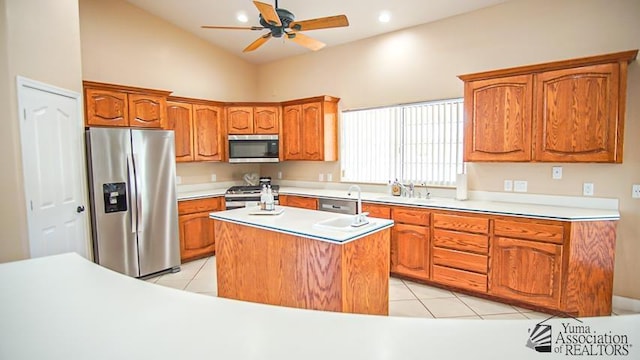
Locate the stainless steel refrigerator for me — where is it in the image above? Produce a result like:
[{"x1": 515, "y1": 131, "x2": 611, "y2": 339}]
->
[{"x1": 86, "y1": 128, "x2": 180, "y2": 278}]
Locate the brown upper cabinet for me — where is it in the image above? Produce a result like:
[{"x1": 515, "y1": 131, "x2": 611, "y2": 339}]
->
[
  {"x1": 281, "y1": 96, "x2": 339, "y2": 161},
  {"x1": 459, "y1": 50, "x2": 638, "y2": 163},
  {"x1": 167, "y1": 96, "x2": 226, "y2": 162},
  {"x1": 84, "y1": 81, "x2": 171, "y2": 129},
  {"x1": 226, "y1": 105, "x2": 279, "y2": 134}
]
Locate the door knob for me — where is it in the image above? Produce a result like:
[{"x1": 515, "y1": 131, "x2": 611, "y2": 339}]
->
[{"x1": 77, "y1": 205, "x2": 85, "y2": 213}]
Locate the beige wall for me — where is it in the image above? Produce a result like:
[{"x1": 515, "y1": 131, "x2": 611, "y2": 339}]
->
[
  {"x1": 78, "y1": 0, "x2": 262, "y2": 184},
  {"x1": 0, "y1": 0, "x2": 82, "y2": 262},
  {"x1": 256, "y1": 0, "x2": 640, "y2": 299},
  {"x1": 0, "y1": 0, "x2": 84, "y2": 262},
  {"x1": 79, "y1": 0, "x2": 257, "y2": 102}
]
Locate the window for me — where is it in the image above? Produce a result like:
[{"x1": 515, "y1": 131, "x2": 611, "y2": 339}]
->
[{"x1": 340, "y1": 98, "x2": 464, "y2": 187}]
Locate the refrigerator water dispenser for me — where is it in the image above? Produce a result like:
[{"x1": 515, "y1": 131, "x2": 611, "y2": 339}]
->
[{"x1": 103, "y1": 183, "x2": 127, "y2": 213}]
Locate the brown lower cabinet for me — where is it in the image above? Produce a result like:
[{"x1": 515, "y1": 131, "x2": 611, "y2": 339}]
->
[
  {"x1": 279, "y1": 195, "x2": 318, "y2": 210},
  {"x1": 177, "y1": 197, "x2": 225, "y2": 263},
  {"x1": 362, "y1": 201, "x2": 617, "y2": 317}
]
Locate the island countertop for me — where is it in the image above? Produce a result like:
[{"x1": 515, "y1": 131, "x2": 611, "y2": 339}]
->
[{"x1": 209, "y1": 206, "x2": 394, "y2": 244}]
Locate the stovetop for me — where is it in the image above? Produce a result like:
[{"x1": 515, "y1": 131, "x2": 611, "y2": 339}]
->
[{"x1": 226, "y1": 185, "x2": 280, "y2": 195}]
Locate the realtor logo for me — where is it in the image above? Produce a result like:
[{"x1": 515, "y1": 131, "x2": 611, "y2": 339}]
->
[{"x1": 527, "y1": 323, "x2": 552, "y2": 353}]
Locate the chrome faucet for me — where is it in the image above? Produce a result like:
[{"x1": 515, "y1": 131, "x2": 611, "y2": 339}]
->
[{"x1": 348, "y1": 185, "x2": 369, "y2": 225}]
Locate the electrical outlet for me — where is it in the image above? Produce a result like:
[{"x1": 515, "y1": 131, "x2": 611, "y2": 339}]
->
[
  {"x1": 277, "y1": 171, "x2": 282, "y2": 179},
  {"x1": 318, "y1": 173, "x2": 324, "y2": 182},
  {"x1": 514, "y1": 180, "x2": 528, "y2": 193},
  {"x1": 210, "y1": 174, "x2": 217, "y2": 182},
  {"x1": 583, "y1": 183, "x2": 594, "y2": 196},
  {"x1": 326, "y1": 173, "x2": 333, "y2": 182},
  {"x1": 632, "y1": 184, "x2": 640, "y2": 199},
  {"x1": 504, "y1": 180, "x2": 513, "y2": 192},
  {"x1": 552, "y1": 166, "x2": 562, "y2": 180},
  {"x1": 175, "y1": 176, "x2": 182, "y2": 185}
]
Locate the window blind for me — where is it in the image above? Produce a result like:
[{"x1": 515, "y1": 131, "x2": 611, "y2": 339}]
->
[{"x1": 340, "y1": 98, "x2": 464, "y2": 187}]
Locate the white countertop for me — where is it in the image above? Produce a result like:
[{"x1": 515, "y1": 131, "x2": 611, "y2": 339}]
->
[
  {"x1": 1, "y1": 253, "x2": 638, "y2": 360},
  {"x1": 278, "y1": 187, "x2": 620, "y2": 221},
  {"x1": 176, "y1": 183, "x2": 620, "y2": 221},
  {"x1": 210, "y1": 206, "x2": 394, "y2": 244}
]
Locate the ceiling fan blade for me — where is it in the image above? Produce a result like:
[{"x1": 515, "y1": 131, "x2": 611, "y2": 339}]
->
[
  {"x1": 289, "y1": 15, "x2": 349, "y2": 31},
  {"x1": 243, "y1": 33, "x2": 272, "y2": 52},
  {"x1": 286, "y1": 32, "x2": 326, "y2": 51},
  {"x1": 253, "y1": 1, "x2": 282, "y2": 27},
  {"x1": 201, "y1": 25, "x2": 265, "y2": 30}
]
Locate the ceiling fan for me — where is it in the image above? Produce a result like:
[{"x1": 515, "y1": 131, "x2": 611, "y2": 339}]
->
[{"x1": 201, "y1": 1, "x2": 349, "y2": 53}]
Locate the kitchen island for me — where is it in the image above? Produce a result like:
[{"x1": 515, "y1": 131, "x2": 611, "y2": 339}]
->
[{"x1": 210, "y1": 206, "x2": 394, "y2": 315}]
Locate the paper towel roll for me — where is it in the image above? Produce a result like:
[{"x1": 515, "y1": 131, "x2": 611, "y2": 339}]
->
[{"x1": 456, "y1": 173, "x2": 468, "y2": 201}]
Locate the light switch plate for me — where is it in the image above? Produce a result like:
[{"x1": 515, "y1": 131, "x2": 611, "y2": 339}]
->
[
  {"x1": 504, "y1": 180, "x2": 513, "y2": 192},
  {"x1": 210, "y1": 174, "x2": 217, "y2": 182},
  {"x1": 277, "y1": 171, "x2": 282, "y2": 179},
  {"x1": 176, "y1": 176, "x2": 182, "y2": 185},
  {"x1": 632, "y1": 184, "x2": 640, "y2": 199},
  {"x1": 326, "y1": 173, "x2": 333, "y2": 182},
  {"x1": 552, "y1": 166, "x2": 562, "y2": 180},
  {"x1": 318, "y1": 173, "x2": 324, "y2": 182},
  {"x1": 514, "y1": 180, "x2": 528, "y2": 192},
  {"x1": 583, "y1": 183, "x2": 594, "y2": 196}
]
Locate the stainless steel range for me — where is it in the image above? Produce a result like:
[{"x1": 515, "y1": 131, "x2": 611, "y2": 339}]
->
[{"x1": 225, "y1": 185, "x2": 280, "y2": 210}]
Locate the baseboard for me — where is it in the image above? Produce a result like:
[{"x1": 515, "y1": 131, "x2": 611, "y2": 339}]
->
[{"x1": 613, "y1": 295, "x2": 640, "y2": 312}]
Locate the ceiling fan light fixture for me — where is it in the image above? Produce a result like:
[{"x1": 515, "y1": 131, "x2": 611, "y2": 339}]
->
[{"x1": 378, "y1": 11, "x2": 391, "y2": 23}]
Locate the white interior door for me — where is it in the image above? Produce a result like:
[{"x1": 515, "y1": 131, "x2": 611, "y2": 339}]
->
[{"x1": 17, "y1": 76, "x2": 89, "y2": 259}]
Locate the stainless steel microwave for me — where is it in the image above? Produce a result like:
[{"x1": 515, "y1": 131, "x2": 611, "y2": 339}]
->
[{"x1": 228, "y1": 134, "x2": 279, "y2": 163}]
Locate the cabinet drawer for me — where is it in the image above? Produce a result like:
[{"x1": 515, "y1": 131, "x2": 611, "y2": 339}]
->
[
  {"x1": 494, "y1": 219, "x2": 564, "y2": 244},
  {"x1": 433, "y1": 213, "x2": 489, "y2": 234},
  {"x1": 432, "y1": 265, "x2": 487, "y2": 293},
  {"x1": 178, "y1": 197, "x2": 223, "y2": 215},
  {"x1": 280, "y1": 195, "x2": 318, "y2": 210},
  {"x1": 433, "y1": 229, "x2": 489, "y2": 254},
  {"x1": 392, "y1": 207, "x2": 430, "y2": 226},
  {"x1": 362, "y1": 203, "x2": 391, "y2": 219},
  {"x1": 432, "y1": 247, "x2": 487, "y2": 274}
]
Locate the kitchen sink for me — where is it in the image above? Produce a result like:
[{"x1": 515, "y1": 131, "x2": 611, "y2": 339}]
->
[{"x1": 312, "y1": 216, "x2": 373, "y2": 232}]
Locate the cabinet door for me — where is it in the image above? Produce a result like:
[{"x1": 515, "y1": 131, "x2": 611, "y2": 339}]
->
[
  {"x1": 179, "y1": 212, "x2": 215, "y2": 262},
  {"x1": 85, "y1": 88, "x2": 128, "y2": 127},
  {"x1": 534, "y1": 63, "x2": 620, "y2": 162},
  {"x1": 193, "y1": 105, "x2": 224, "y2": 161},
  {"x1": 391, "y1": 223, "x2": 430, "y2": 280},
  {"x1": 464, "y1": 74, "x2": 533, "y2": 161},
  {"x1": 167, "y1": 101, "x2": 194, "y2": 162},
  {"x1": 254, "y1": 106, "x2": 279, "y2": 134},
  {"x1": 490, "y1": 237, "x2": 562, "y2": 308},
  {"x1": 282, "y1": 105, "x2": 302, "y2": 160},
  {"x1": 301, "y1": 102, "x2": 323, "y2": 160},
  {"x1": 227, "y1": 106, "x2": 254, "y2": 134},
  {"x1": 280, "y1": 195, "x2": 317, "y2": 210},
  {"x1": 128, "y1": 93, "x2": 166, "y2": 128}
]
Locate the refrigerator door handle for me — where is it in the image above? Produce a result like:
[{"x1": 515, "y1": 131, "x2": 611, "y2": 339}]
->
[
  {"x1": 133, "y1": 153, "x2": 143, "y2": 232},
  {"x1": 126, "y1": 153, "x2": 137, "y2": 234}
]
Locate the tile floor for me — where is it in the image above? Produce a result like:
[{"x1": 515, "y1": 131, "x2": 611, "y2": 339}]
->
[{"x1": 146, "y1": 256, "x2": 636, "y2": 319}]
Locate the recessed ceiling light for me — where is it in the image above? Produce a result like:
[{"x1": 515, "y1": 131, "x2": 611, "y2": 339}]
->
[
  {"x1": 237, "y1": 13, "x2": 249, "y2": 23},
  {"x1": 378, "y1": 11, "x2": 391, "y2": 23}
]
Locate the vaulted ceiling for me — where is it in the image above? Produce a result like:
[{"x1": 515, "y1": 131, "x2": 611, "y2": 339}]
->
[{"x1": 126, "y1": 0, "x2": 509, "y2": 64}]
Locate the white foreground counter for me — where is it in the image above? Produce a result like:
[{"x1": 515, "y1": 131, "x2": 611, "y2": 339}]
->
[{"x1": 0, "y1": 254, "x2": 637, "y2": 360}]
